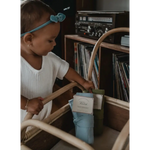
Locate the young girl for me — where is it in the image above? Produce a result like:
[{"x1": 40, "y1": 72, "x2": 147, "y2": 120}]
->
[{"x1": 21, "y1": 0, "x2": 94, "y2": 123}]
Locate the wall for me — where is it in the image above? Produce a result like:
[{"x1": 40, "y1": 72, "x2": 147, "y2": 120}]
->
[{"x1": 95, "y1": 0, "x2": 129, "y2": 11}]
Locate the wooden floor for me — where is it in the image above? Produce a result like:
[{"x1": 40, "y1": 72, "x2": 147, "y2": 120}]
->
[{"x1": 51, "y1": 126, "x2": 120, "y2": 150}]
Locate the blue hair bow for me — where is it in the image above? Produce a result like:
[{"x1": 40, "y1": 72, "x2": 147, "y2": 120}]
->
[
  {"x1": 50, "y1": 13, "x2": 66, "y2": 23},
  {"x1": 21, "y1": 13, "x2": 66, "y2": 37}
]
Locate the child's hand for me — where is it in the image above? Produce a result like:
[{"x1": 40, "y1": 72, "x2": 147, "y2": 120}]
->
[
  {"x1": 82, "y1": 80, "x2": 95, "y2": 93},
  {"x1": 27, "y1": 97, "x2": 44, "y2": 115}
]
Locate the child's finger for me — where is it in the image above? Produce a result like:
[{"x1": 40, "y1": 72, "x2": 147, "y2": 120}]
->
[{"x1": 88, "y1": 81, "x2": 95, "y2": 88}]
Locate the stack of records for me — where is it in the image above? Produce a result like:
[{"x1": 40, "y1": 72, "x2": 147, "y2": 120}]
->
[{"x1": 112, "y1": 53, "x2": 129, "y2": 102}]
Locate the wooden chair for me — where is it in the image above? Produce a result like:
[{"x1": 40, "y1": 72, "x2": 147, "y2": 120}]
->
[{"x1": 21, "y1": 27, "x2": 129, "y2": 150}]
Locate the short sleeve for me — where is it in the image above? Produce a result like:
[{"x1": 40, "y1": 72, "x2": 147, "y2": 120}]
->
[
  {"x1": 57, "y1": 59, "x2": 69, "y2": 79},
  {"x1": 48, "y1": 52, "x2": 69, "y2": 80}
]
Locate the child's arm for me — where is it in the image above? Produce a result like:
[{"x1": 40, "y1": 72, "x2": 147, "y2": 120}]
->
[
  {"x1": 64, "y1": 67, "x2": 95, "y2": 92},
  {"x1": 21, "y1": 95, "x2": 43, "y2": 115}
]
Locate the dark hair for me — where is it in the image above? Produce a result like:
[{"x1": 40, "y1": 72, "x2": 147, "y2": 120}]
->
[{"x1": 21, "y1": 0, "x2": 56, "y2": 34}]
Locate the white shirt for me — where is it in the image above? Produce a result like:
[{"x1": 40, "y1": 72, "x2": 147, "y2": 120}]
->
[{"x1": 21, "y1": 52, "x2": 69, "y2": 123}]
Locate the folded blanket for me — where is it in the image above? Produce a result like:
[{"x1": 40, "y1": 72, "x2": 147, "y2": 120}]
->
[
  {"x1": 69, "y1": 92, "x2": 94, "y2": 144},
  {"x1": 83, "y1": 89, "x2": 105, "y2": 136}
]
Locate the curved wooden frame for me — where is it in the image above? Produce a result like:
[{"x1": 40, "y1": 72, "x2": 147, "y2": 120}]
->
[
  {"x1": 21, "y1": 27, "x2": 130, "y2": 150},
  {"x1": 21, "y1": 119, "x2": 94, "y2": 150},
  {"x1": 88, "y1": 27, "x2": 129, "y2": 80},
  {"x1": 24, "y1": 82, "x2": 80, "y2": 121},
  {"x1": 21, "y1": 82, "x2": 82, "y2": 141},
  {"x1": 112, "y1": 120, "x2": 129, "y2": 150}
]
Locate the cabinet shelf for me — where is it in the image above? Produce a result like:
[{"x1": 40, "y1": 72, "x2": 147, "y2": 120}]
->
[
  {"x1": 64, "y1": 34, "x2": 129, "y2": 100},
  {"x1": 64, "y1": 35, "x2": 129, "y2": 58}
]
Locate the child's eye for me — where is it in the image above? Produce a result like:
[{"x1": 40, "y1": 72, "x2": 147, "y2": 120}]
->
[{"x1": 48, "y1": 40, "x2": 53, "y2": 43}]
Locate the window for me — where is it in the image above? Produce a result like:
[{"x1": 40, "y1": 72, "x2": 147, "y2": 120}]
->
[{"x1": 17, "y1": 0, "x2": 26, "y2": 5}]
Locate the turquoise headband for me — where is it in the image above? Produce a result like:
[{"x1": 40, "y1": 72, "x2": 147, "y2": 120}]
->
[{"x1": 21, "y1": 13, "x2": 66, "y2": 37}]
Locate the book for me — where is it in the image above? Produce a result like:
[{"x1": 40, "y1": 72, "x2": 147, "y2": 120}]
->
[
  {"x1": 74, "y1": 42, "x2": 78, "y2": 72},
  {"x1": 117, "y1": 61, "x2": 129, "y2": 102},
  {"x1": 112, "y1": 53, "x2": 116, "y2": 97},
  {"x1": 112, "y1": 53, "x2": 129, "y2": 102},
  {"x1": 74, "y1": 42, "x2": 99, "y2": 88},
  {"x1": 83, "y1": 44, "x2": 94, "y2": 79},
  {"x1": 123, "y1": 63, "x2": 132, "y2": 79},
  {"x1": 114, "y1": 55, "x2": 121, "y2": 99},
  {"x1": 85, "y1": 45, "x2": 99, "y2": 88},
  {"x1": 74, "y1": 42, "x2": 80, "y2": 74},
  {"x1": 95, "y1": 53, "x2": 99, "y2": 68},
  {"x1": 92, "y1": 69, "x2": 98, "y2": 89},
  {"x1": 78, "y1": 43, "x2": 84, "y2": 78},
  {"x1": 120, "y1": 63, "x2": 132, "y2": 101},
  {"x1": 78, "y1": 43, "x2": 89, "y2": 79},
  {"x1": 84, "y1": 46, "x2": 91, "y2": 78},
  {"x1": 121, "y1": 62, "x2": 132, "y2": 90},
  {"x1": 94, "y1": 58, "x2": 99, "y2": 78},
  {"x1": 80, "y1": 44, "x2": 88, "y2": 80}
]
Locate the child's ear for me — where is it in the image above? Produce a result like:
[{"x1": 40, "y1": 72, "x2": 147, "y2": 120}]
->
[{"x1": 22, "y1": 33, "x2": 33, "y2": 46}]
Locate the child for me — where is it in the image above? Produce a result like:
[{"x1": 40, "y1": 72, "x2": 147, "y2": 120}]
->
[{"x1": 21, "y1": 0, "x2": 94, "y2": 123}]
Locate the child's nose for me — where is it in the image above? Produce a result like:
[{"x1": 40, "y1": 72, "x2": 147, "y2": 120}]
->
[{"x1": 53, "y1": 40, "x2": 56, "y2": 46}]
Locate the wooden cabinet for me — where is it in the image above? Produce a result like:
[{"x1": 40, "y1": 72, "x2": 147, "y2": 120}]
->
[
  {"x1": 76, "y1": 0, "x2": 95, "y2": 10},
  {"x1": 63, "y1": 32, "x2": 129, "y2": 132}
]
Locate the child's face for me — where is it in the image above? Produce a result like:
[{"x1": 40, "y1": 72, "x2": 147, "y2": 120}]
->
[{"x1": 28, "y1": 20, "x2": 60, "y2": 56}]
